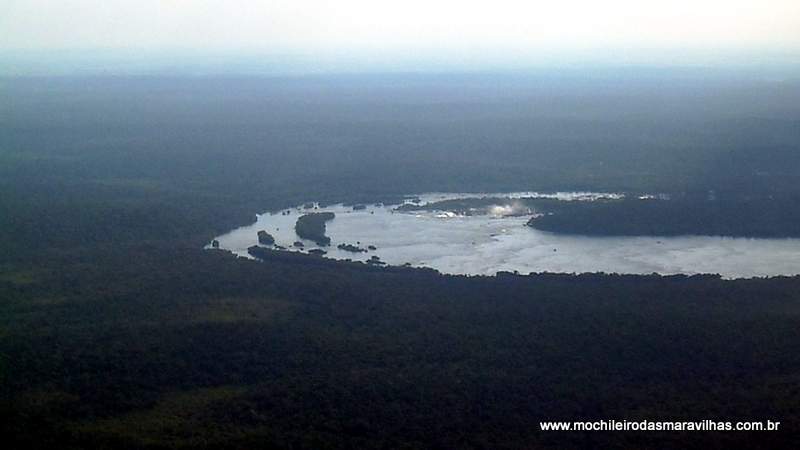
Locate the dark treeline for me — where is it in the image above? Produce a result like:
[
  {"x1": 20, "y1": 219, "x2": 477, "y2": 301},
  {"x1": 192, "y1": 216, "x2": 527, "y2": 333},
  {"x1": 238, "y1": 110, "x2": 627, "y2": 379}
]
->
[
  {"x1": 3, "y1": 75, "x2": 800, "y2": 260},
  {"x1": 2, "y1": 74, "x2": 800, "y2": 448},
  {"x1": 527, "y1": 195, "x2": 800, "y2": 237},
  {"x1": 3, "y1": 246, "x2": 800, "y2": 449}
]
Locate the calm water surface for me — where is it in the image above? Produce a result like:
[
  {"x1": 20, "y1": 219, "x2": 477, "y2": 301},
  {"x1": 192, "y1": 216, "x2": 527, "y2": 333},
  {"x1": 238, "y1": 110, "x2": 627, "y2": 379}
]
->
[{"x1": 209, "y1": 193, "x2": 800, "y2": 279}]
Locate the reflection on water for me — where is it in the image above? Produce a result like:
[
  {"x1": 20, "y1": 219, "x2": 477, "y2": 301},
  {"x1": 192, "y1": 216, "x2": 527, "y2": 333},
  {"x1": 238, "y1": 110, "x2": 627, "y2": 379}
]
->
[{"x1": 209, "y1": 193, "x2": 800, "y2": 279}]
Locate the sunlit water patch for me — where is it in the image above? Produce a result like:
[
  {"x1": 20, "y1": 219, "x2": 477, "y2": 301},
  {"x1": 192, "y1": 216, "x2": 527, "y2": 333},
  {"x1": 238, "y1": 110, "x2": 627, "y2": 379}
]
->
[{"x1": 208, "y1": 193, "x2": 800, "y2": 279}]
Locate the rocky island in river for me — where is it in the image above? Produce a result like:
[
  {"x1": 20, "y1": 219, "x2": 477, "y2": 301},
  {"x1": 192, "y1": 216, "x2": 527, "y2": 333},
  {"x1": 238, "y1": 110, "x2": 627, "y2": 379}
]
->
[{"x1": 295, "y1": 212, "x2": 336, "y2": 246}]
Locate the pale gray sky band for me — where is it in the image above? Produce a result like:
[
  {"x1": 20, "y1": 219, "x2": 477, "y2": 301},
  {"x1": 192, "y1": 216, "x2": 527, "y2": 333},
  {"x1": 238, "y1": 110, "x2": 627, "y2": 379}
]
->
[
  {"x1": 2, "y1": 0, "x2": 799, "y2": 73},
  {"x1": 3, "y1": 0, "x2": 799, "y2": 51}
]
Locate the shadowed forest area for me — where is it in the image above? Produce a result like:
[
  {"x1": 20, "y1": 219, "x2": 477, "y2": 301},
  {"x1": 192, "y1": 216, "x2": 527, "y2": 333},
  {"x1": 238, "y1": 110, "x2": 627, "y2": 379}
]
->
[
  {"x1": 2, "y1": 74, "x2": 800, "y2": 448},
  {"x1": 3, "y1": 74, "x2": 800, "y2": 257}
]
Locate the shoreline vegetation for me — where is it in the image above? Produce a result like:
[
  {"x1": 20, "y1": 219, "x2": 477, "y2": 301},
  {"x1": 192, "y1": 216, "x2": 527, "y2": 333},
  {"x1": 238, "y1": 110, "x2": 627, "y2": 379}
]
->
[
  {"x1": 5, "y1": 75, "x2": 800, "y2": 448},
  {"x1": 526, "y1": 195, "x2": 800, "y2": 238},
  {"x1": 397, "y1": 194, "x2": 800, "y2": 238},
  {"x1": 7, "y1": 244, "x2": 800, "y2": 448}
]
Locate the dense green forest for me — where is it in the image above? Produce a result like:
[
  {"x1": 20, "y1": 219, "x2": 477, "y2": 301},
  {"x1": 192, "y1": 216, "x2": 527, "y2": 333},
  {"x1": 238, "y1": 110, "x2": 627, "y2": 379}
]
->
[
  {"x1": 4, "y1": 246, "x2": 800, "y2": 449},
  {"x1": 527, "y1": 195, "x2": 800, "y2": 237},
  {"x1": 398, "y1": 194, "x2": 800, "y2": 237},
  {"x1": 2, "y1": 74, "x2": 800, "y2": 448},
  {"x1": 3, "y1": 74, "x2": 800, "y2": 261},
  {"x1": 294, "y1": 213, "x2": 336, "y2": 246}
]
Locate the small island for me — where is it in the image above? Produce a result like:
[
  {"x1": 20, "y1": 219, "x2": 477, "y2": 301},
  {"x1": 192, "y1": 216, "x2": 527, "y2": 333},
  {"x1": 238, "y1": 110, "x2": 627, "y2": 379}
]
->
[
  {"x1": 295, "y1": 212, "x2": 336, "y2": 246},
  {"x1": 338, "y1": 243, "x2": 367, "y2": 253},
  {"x1": 257, "y1": 230, "x2": 275, "y2": 246}
]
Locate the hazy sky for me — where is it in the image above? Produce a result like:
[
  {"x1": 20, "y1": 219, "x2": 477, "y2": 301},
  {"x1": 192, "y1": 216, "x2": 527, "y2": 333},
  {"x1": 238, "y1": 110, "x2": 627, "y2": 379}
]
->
[
  {"x1": 2, "y1": 1, "x2": 799, "y2": 73},
  {"x1": 4, "y1": 0, "x2": 799, "y2": 50}
]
